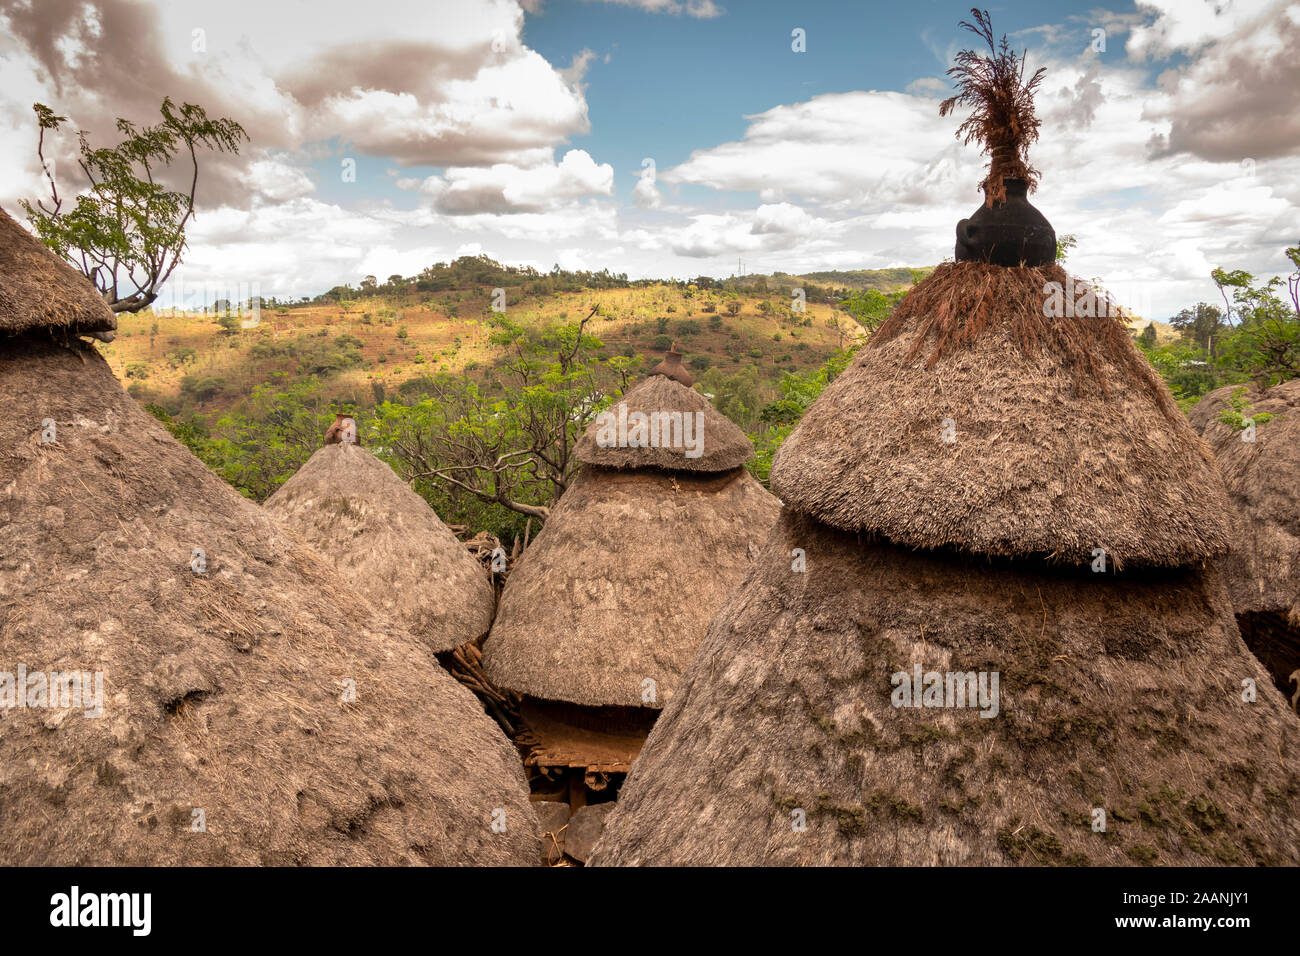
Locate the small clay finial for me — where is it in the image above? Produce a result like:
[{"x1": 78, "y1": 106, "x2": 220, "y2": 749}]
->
[
  {"x1": 649, "y1": 343, "x2": 694, "y2": 387},
  {"x1": 324, "y1": 413, "x2": 359, "y2": 446}
]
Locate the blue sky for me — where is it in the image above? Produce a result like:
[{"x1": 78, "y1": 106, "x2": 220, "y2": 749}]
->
[
  {"x1": 524, "y1": 0, "x2": 1138, "y2": 202},
  {"x1": 1, "y1": 0, "x2": 1296, "y2": 318}
]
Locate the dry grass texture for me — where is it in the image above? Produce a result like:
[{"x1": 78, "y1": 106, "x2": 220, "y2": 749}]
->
[
  {"x1": 938, "y1": 8, "x2": 1047, "y2": 205},
  {"x1": 0, "y1": 207, "x2": 116, "y2": 336},
  {"x1": 772, "y1": 262, "x2": 1230, "y2": 568},
  {"x1": 482, "y1": 465, "x2": 780, "y2": 708},
  {"x1": 0, "y1": 336, "x2": 539, "y2": 864},
  {"x1": 591, "y1": 511, "x2": 1300, "y2": 866},
  {"x1": 265, "y1": 443, "x2": 496, "y2": 653},
  {"x1": 575, "y1": 374, "x2": 755, "y2": 473}
]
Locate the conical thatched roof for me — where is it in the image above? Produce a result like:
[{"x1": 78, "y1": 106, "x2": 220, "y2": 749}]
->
[
  {"x1": 1188, "y1": 380, "x2": 1300, "y2": 698},
  {"x1": 265, "y1": 442, "x2": 495, "y2": 653},
  {"x1": 0, "y1": 337, "x2": 539, "y2": 864},
  {"x1": 482, "y1": 465, "x2": 780, "y2": 708},
  {"x1": 1188, "y1": 380, "x2": 1300, "y2": 624},
  {"x1": 574, "y1": 372, "x2": 754, "y2": 473},
  {"x1": 772, "y1": 262, "x2": 1231, "y2": 568},
  {"x1": 0, "y1": 207, "x2": 116, "y2": 336},
  {"x1": 591, "y1": 18, "x2": 1299, "y2": 864},
  {"x1": 590, "y1": 511, "x2": 1300, "y2": 866}
]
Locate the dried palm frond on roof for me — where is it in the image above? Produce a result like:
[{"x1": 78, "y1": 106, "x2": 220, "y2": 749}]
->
[{"x1": 939, "y1": 8, "x2": 1046, "y2": 205}]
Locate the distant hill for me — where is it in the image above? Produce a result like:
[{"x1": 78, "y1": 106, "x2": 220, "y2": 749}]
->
[
  {"x1": 791, "y1": 267, "x2": 931, "y2": 292},
  {"x1": 728, "y1": 267, "x2": 931, "y2": 296}
]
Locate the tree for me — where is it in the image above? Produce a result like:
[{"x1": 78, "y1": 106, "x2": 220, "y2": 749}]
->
[
  {"x1": 1137, "y1": 323, "x2": 1157, "y2": 349},
  {"x1": 1169, "y1": 302, "x2": 1226, "y2": 357},
  {"x1": 21, "y1": 99, "x2": 248, "y2": 314},
  {"x1": 1055, "y1": 233, "x2": 1077, "y2": 263},
  {"x1": 843, "y1": 287, "x2": 903, "y2": 332},
  {"x1": 374, "y1": 307, "x2": 622, "y2": 521}
]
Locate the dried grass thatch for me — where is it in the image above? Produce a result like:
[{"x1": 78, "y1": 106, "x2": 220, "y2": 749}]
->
[
  {"x1": 771, "y1": 262, "x2": 1231, "y2": 568},
  {"x1": 482, "y1": 465, "x2": 780, "y2": 708},
  {"x1": 591, "y1": 511, "x2": 1300, "y2": 866},
  {"x1": 939, "y1": 8, "x2": 1047, "y2": 205},
  {"x1": 0, "y1": 207, "x2": 116, "y2": 336},
  {"x1": 0, "y1": 336, "x2": 539, "y2": 864},
  {"x1": 575, "y1": 373, "x2": 754, "y2": 473},
  {"x1": 265, "y1": 443, "x2": 495, "y2": 653},
  {"x1": 1188, "y1": 380, "x2": 1300, "y2": 697}
]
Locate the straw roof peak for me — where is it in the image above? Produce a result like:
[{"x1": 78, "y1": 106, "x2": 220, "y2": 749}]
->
[
  {"x1": 770, "y1": 261, "x2": 1231, "y2": 569},
  {"x1": 0, "y1": 207, "x2": 116, "y2": 338},
  {"x1": 575, "y1": 373, "x2": 754, "y2": 473},
  {"x1": 265, "y1": 442, "x2": 495, "y2": 653}
]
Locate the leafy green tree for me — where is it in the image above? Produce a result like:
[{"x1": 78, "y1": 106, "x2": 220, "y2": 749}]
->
[
  {"x1": 1054, "y1": 233, "x2": 1078, "y2": 263},
  {"x1": 843, "y1": 287, "x2": 903, "y2": 332},
  {"x1": 373, "y1": 308, "x2": 626, "y2": 523},
  {"x1": 21, "y1": 99, "x2": 247, "y2": 313},
  {"x1": 1169, "y1": 302, "x2": 1226, "y2": 357}
]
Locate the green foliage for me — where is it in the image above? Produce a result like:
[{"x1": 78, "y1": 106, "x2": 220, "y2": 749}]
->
[
  {"x1": 371, "y1": 310, "x2": 630, "y2": 534},
  {"x1": 745, "y1": 347, "x2": 858, "y2": 482},
  {"x1": 1137, "y1": 337, "x2": 1231, "y2": 410},
  {"x1": 1054, "y1": 234, "x2": 1077, "y2": 263},
  {"x1": 146, "y1": 376, "x2": 338, "y2": 500},
  {"x1": 21, "y1": 98, "x2": 248, "y2": 313},
  {"x1": 165, "y1": 346, "x2": 196, "y2": 367},
  {"x1": 1218, "y1": 387, "x2": 1276, "y2": 431},
  {"x1": 1140, "y1": 245, "x2": 1300, "y2": 405},
  {"x1": 248, "y1": 331, "x2": 365, "y2": 375},
  {"x1": 842, "y1": 287, "x2": 903, "y2": 332}
]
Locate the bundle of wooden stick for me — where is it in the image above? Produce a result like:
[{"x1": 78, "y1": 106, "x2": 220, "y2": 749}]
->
[{"x1": 437, "y1": 638, "x2": 522, "y2": 738}]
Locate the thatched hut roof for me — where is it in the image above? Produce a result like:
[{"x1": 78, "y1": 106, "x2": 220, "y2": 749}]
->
[
  {"x1": 1188, "y1": 379, "x2": 1300, "y2": 624},
  {"x1": 590, "y1": 511, "x2": 1300, "y2": 866},
  {"x1": 482, "y1": 465, "x2": 780, "y2": 708},
  {"x1": 771, "y1": 262, "x2": 1231, "y2": 568},
  {"x1": 0, "y1": 207, "x2": 116, "y2": 336},
  {"x1": 0, "y1": 337, "x2": 539, "y2": 864},
  {"x1": 265, "y1": 443, "x2": 495, "y2": 653},
  {"x1": 574, "y1": 372, "x2": 754, "y2": 473}
]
